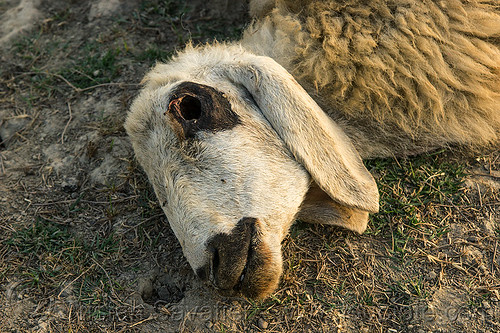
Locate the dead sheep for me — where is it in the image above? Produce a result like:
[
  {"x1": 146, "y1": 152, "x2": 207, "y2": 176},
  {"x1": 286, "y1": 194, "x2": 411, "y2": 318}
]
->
[{"x1": 125, "y1": 0, "x2": 500, "y2": 299}]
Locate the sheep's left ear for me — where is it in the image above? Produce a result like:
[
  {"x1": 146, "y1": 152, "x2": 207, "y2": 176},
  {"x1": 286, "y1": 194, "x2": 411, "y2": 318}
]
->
[{"x1": 223, "y1": 54, "x2": 379, "y2": 228}]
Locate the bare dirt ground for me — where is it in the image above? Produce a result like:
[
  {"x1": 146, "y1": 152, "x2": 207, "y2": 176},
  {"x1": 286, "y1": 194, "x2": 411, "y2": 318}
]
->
[{"x1": 0, "y1": 1, "x2": 499, "y2": 332}]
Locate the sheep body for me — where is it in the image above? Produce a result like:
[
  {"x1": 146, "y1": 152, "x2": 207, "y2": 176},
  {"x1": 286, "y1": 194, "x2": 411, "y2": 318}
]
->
[{"x1": 242, "y1": 0, "x2": 500, "y2": 157}]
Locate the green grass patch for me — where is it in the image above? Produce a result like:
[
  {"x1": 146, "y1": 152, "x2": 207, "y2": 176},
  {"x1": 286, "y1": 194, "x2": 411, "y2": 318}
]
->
[
  {"x1": 7, "y1": 217, "x2": 73, "y2": 255},
  {"x1": 136, "y1": 46, "x2": 173, "y2": 64},
  {"x1": 12, "y1": 31, "x2": 123, "y2": 92},
  {"x1": 60, "y1": 44, "x2": 122, "y2": 89},
  {"x1": 5, "y1": 217, "x2": 121, "y2": 310},
  {"x1": 366, "y1": 152, "x2": 466, "y2": 254},
  {"x1": 13, "y1": 31, "x2": 44, "y2": 62}
]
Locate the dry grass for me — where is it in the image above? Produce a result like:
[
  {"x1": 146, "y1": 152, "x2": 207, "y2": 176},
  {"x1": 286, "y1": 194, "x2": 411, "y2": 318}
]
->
[
  {"x1": 239, "y1": 150, "x2": 499, "y2": 332},
  {"x1": 0, "y1": 1, "x2": 499, "y2": 332}
]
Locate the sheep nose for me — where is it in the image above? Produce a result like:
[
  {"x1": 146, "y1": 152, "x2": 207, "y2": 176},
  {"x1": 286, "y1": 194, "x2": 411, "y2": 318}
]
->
[{"x1": 197, "y1": 217, "x2": 256, "y2": 292}]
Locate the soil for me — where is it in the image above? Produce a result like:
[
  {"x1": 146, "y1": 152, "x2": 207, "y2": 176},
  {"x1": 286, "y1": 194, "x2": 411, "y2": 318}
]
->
[{"x1": 0, "y1": 1, "x2": 499, "y2": 332}]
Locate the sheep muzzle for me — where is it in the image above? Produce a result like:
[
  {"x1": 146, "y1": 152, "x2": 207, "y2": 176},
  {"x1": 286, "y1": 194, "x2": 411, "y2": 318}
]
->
[{"x1": 197, "y1": 217, "x2": 281, "y2": 299}]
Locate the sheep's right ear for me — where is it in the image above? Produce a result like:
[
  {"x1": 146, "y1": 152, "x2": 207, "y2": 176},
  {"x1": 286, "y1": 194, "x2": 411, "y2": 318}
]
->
[{"x1": 223, "y1": 54, "x2": 379, "y2": 216}]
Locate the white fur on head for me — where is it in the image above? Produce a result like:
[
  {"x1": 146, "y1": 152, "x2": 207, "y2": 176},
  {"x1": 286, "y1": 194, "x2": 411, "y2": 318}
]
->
[{"x1": 125, "y1": 44, "x2": 379, "y2": 299}]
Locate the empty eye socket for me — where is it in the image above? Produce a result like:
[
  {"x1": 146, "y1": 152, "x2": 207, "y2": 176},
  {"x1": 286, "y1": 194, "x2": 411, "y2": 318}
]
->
[{"x1": 178, "y1": 95, "x2": 202, "y2": 120}]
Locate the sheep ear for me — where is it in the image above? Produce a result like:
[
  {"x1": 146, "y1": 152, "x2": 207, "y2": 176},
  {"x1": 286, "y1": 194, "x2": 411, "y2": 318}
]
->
[
  {"x1": 225, "y1": 54, "x2": 379, "y2": 214},
  {"x1": 297, "y1": 181, "x2": 369, "y2": 233}
]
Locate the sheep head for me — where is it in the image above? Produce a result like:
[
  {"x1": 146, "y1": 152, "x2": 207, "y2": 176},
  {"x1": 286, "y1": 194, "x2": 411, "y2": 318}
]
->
[{"x1": 125, "y1": 44, "x2": 379, "y2": 299}]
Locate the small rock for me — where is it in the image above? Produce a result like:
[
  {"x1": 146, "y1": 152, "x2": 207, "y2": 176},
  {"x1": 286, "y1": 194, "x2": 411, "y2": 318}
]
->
[
  {"x1": 258, "y1": 317, "x2": 268, "y2": 329},
  {"x1": 427, "y1": 271, "x2": 437, "y2": 280}
]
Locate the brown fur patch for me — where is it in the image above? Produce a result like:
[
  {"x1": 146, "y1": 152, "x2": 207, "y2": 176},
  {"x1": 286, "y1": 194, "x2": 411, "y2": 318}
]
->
[{"x1": 241, "y1": 227, "x2": 282, "y2": 299}]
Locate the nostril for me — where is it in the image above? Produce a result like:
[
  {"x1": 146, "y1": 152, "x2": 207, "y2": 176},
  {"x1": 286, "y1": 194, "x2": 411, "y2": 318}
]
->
[
  {"x1": 201, "y1": 245, "x2": 220, "y2": 285},
  {"x1": 196, "y1": 265, "x2": 208, "y2": 281},
  {"x1": 212, "y1": 247, "x2": 220, "y2": 272}
]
